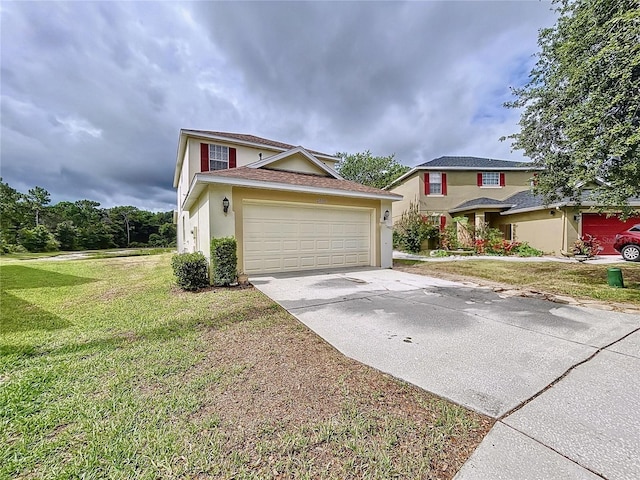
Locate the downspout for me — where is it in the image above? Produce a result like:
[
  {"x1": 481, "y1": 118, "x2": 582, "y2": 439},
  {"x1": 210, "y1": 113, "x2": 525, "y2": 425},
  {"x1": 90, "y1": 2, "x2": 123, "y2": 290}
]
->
[{"x1": 561, "y1": 209, "x2": 566, "y2": 254}]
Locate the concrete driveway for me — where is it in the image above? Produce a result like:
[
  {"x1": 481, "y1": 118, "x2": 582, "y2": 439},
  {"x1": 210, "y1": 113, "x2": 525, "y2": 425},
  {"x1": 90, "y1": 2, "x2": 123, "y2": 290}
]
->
[{"x1": 252, "y1": 267, "x2": 640, "y2": 480}]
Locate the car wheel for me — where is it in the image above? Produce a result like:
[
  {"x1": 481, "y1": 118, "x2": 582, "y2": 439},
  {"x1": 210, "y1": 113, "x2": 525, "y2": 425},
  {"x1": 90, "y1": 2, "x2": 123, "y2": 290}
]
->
[{"x1": 621, "y1": 244, "x2": 640, "y2": 262}]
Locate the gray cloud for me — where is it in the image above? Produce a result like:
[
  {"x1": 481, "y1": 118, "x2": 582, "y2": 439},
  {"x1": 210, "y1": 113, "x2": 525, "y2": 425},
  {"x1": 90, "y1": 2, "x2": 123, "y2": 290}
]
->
[{"x1": 1, "y1": 1, "x2": 556, "y2": 211}]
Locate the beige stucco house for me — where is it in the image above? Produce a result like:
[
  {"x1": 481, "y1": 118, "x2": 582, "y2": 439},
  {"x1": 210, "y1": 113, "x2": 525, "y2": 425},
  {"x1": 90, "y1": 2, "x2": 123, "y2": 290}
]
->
[
  {"x1": 174, "y1": 130, "x2": 402, "y2": 275},
  {"x1": 387, "y1": 156, "x2": 640, "y2": 254}
]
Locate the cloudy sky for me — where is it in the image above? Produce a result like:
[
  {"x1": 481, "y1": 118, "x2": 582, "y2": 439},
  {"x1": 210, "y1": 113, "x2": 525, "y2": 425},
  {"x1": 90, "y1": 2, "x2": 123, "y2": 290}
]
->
[{"x1": 1, "y1": 1, "x2": 557, "y2": 211}]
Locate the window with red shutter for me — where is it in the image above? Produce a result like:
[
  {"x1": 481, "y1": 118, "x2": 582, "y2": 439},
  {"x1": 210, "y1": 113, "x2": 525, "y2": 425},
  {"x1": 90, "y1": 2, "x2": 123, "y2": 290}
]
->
[
  {"x1": 479, "y1": 172, "x2": 500, "y2": 187},
  {"x1": 200, "y1": 143, "x2": 210, "y2": 172},
  {"x1": 229, "y1": 148, "x2": 237, "y2": 168},
  {"x1": 426, "y1": 172, "x2": 443, "y2": 195}
]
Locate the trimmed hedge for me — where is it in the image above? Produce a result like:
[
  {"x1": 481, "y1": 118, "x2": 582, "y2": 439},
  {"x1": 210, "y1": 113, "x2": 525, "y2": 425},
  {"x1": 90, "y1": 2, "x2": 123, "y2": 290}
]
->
[
  {"x1": 210, "y1": 237, "x2": 237, "y2": 286},
  {"x1": 171, "y1": 252, "x2": 209, "y2": 290}
]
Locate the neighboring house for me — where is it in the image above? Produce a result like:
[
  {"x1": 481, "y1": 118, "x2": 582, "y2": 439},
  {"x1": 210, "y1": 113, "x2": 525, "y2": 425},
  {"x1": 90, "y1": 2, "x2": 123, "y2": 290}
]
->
[
  {"x1": 387, "y1": 156, "x2": 640, "y2": 254},
  {"x1": 174, "y1": 130, "x2": 401, "y2": 275}
]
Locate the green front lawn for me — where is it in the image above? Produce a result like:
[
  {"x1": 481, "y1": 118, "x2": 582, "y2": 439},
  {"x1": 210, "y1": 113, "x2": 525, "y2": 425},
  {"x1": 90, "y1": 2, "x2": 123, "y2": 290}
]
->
[{"x1": 1, "y1": 254, "x2": 490, "y2": 479}]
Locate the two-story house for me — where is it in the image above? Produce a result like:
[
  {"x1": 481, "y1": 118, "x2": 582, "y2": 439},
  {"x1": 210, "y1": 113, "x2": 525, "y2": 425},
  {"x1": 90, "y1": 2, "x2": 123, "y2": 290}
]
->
[
  {"x1": 387, "y1": 156, "x2": 640, "y2": 254},
  {"x1": 174, "y1": 130, "x2": 401, "y2": 275}
]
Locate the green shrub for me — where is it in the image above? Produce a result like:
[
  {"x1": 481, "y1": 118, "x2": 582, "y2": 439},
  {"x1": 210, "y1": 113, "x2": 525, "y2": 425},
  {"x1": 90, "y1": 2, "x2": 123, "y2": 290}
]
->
[
  {"x1": 0, "y1": 239, "x2": 27, "y2": 255},
  {"x1": 513, "y1": 242, "x2": 543, "y2": 257},
  {"x1": 171, "y1": 252, "x2": 209, "y2": 290},
  {"x1": 393, "y1": 202, "x2": 440, "y2": 253},
  {"x1": 18, "y1": 225, "x2": 59, "y2": 252},
  {"x1": 439, "y1": 224, "x2": 460, "y2": 250},
  {"x1": 55, "y1": 221, "x2": 78, "y2": 251},
  {"x1": 210, "y1": 237, "x2": 237, "y2": 286}
]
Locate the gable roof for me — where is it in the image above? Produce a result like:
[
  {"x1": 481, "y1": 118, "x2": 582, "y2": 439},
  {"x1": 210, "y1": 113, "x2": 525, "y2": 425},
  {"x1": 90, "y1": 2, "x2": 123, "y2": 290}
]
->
[
  {"x1": 385, "y1": 156, "x2": 537, "y2": 189},
  {"x1": 449, "y1": 197, "x2": 515, "y2": 213},
  {"x1": 246, "y1": 146, "x2": 343, "y2": 179},
  {"x1": 182, "y1": 167, "x2": 401, "y2": 210}
]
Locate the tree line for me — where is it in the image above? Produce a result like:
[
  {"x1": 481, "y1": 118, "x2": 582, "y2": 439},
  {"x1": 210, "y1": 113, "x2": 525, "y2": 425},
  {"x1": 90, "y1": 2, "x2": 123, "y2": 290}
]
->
[{"x1": 0, "y1": 178, "x2": 176, "y2": 253}]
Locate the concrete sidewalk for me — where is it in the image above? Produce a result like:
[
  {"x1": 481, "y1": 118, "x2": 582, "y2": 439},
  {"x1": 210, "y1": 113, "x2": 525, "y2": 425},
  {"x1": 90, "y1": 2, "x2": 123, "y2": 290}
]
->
[{"x1": 253, "y1": 267, "x2": 640, "y2": 480}]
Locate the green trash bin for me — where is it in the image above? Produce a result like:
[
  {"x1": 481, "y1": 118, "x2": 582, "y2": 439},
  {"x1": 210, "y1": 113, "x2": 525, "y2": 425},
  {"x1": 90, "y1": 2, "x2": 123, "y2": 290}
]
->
[{"x1": 607, "y1": 268, "x2": 624, "y2": 288}]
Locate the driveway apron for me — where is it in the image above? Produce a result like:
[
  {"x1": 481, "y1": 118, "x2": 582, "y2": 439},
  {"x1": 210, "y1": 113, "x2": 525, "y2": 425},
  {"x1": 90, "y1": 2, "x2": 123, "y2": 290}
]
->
[{"x1": 252, "y1": 267, "x2": 640, "y2": 480}]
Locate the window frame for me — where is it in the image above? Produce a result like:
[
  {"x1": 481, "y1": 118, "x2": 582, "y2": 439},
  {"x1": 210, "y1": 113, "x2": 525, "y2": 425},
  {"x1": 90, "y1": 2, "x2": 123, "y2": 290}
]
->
[
  {"x1": 481, "y1": 172, "x2": 500, "y2": 187},
  {"x1": 208, "y1": 144, "x2": 229, "y2": 171},
  {"x1": 428, "y1": 172, "x2": 443, "y2": 195}
]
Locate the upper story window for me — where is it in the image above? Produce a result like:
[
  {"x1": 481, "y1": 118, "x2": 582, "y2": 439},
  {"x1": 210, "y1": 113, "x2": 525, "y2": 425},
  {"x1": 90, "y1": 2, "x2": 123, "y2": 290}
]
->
[
  {"x1": 478, "y1": 172, "x2": 505, "y2": 187},
  {"x1": 429, "y1": 173, "x2": 442, "y2": 194},
  {"x1": 424, "y1": 172, "x2": 447, "y2": 196},
  {"x1": 208, "y1": 144, "x2": 229, "y2": 171},
  {"x1": 482, "y1": 172, "x2": 499, "y2": 186},
  {"x1": 200, "y1": 143, "x2": 237, "y2": 172}
]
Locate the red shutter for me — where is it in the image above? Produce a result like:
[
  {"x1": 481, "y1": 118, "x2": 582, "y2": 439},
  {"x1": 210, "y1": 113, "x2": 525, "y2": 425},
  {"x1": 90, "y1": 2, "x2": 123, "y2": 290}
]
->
[
  {"x1": 200, "y1": 143, "x2": 209, "y2": 172},
  {"x1": 440, "y1": 215, "x2": 446, "y2": 230},
  {"x1": 500, "y1": 172, "x2": 506, "y2": 187},
  {"x1": 477, "y1": 173, "x2": 483, "y2": 186},
  {"x1": 229, "y1": 148, "x2": 237, "y2": 169},
  {"x1": 424, "y1": 174, "x2": 430, "y2": 195},
  {"x1": 532, "y1": 173, "x2": 539, "y2": 186},
  {"x1": 441, "y1": 173, "x2": 447, "y2": 196}
]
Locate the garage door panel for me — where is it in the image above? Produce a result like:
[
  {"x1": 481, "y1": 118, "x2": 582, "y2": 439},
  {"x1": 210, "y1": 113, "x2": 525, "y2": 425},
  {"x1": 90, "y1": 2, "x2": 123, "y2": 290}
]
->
[
  {"x1": 283, "y1": 258, "x2": 300, "y2": 268},
  {"x1": 243, "y1": 202, "x2": 372, "y2": 274},
  {"x1": 316, "y1": 240, "x2": 330, "y2": 250},
  {"x1": 282, "y1": 240, "x2": 298, "y2": 251},
  {"x1": 345, "y1": 254, "x2": 359, "y2": 263},
  {"x1": 299, "y1": 240, "x2": 315, "y2": 250},
  {"x1": 316, "y1": 256, "x2": 330, "y2": 266},
  {"x1": 300, "y1": 256, "x2": 316, "y2": 267}
]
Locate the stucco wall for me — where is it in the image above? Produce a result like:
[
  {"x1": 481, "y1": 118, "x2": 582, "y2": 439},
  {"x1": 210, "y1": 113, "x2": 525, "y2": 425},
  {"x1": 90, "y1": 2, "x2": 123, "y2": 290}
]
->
[
  {"x1": 421, "y1": 170, "x2": 533, "y2": 221},
  {"x1": 267, "y1": 154, "x2": 328, "y2": 175},
  {"x1": 185, "y1": 138, "x2": 337, "y2": 183},
  {"x1": 390, "y1": 170, "x2": 534, "y2": 221},
  {"x1": 491, "y1": 209, "x2": 571, "y2": 254},
  {"x1": 390, "y1": 174, "x2": 421, "y2": 222}
]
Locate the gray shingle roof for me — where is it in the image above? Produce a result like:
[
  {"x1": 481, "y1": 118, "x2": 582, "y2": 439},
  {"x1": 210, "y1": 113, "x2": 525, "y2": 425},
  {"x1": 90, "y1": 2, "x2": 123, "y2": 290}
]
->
[
  {"x1": 418, "y1": 156, "x2": 531, "y2": 169},
  {"x1": 185, "y1": 130, "x2": 334, "y2": 158},
  {"x1": 502, "y1": 191, "x2": 549, "y2": 212},
  {"x1": 451, "y1": 197, "x2": 514, "y2": 212}
]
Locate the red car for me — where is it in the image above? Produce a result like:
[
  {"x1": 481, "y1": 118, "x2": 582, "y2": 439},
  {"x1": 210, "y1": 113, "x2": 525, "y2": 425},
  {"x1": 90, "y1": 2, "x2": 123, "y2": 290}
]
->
[{"x1": 613, "y1": 224, "x2": 640, "y2": 261}]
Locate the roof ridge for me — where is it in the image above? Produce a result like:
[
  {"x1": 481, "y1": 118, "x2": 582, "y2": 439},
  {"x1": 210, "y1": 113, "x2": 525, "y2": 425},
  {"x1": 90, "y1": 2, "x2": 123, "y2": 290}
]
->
[{"x1": 184, "y1": 130, "x2": 334, "y2": 158}]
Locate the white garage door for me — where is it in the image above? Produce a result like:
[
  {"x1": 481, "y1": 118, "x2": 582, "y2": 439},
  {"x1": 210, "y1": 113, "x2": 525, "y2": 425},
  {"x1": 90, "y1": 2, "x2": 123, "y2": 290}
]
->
[{"x1": 243, "y1": 201, "x2": 372, "y2": 274}]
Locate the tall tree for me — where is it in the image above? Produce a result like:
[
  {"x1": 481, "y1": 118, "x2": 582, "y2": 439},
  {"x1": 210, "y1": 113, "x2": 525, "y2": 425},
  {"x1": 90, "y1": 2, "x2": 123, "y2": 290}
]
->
[
  {"x1": 109, "y1": 206, "x2": 138, "y2": 247},
  {"x1": 26, "y1": 186, "x2": 51, "y2": 226},
  {"x1": 504, "y1": 0, "x2": 640, "y2": 216},
  {"x1": 0, "y1": 178, "x2": 28, "y2": 244},
  {"x1": 336, "y1": 151, "x2": 410, "y2": 189}
]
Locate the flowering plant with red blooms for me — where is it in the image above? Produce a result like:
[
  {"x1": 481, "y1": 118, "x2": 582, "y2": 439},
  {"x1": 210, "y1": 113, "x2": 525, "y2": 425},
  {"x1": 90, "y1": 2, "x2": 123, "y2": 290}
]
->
[{"x1": 572, "y1": 235, "x2": 602, "y2": 257}]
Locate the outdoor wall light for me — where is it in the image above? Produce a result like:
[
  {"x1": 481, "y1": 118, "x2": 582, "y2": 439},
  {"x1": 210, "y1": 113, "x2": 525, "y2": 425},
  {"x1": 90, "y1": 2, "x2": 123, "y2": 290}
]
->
[
  {"x1": 222, "y1": 197, "x2": 230, "y2": 214},
  {"x1": 383, "y1": 210, "x2": 390, "y2": 221}
]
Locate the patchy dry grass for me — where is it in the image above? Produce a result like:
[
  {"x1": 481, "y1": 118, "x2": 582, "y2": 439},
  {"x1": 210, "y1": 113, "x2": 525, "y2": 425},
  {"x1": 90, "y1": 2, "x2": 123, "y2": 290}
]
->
[
  {"x1": 394, "y1": 259, "x2": 640, "y2": 306},
  {"x1": 1, "y1": 254, "x2": 491, "y2": 479}
]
